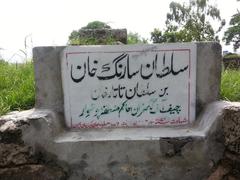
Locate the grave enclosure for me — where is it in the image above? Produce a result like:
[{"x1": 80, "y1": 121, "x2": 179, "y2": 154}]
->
[{"x1": 1, "y1": 42, "x2": 240, "y2": 180}]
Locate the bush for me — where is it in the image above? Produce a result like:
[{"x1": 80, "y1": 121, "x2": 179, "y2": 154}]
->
[{"x1": 223, "y1": 53, "x2": 240, "y2": 60}]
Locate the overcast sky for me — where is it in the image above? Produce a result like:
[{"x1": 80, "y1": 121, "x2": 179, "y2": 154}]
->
[{"x1": 0, "y1": 0, "x2": 239, "y2": 62}]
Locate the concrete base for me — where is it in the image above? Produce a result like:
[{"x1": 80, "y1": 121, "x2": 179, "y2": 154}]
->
[{"x1": 1, "y1": 101, "x2": 237, "y2": 180}]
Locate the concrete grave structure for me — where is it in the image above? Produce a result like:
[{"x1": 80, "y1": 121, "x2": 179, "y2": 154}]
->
[
  {"x1": 32, "y1": 42, "x2": 221, "y2": 180},
  {"x1": 2, "y1": 42, "x2": 240, "y2": 180},
  {"x1": 70, "y1": 29, "x2": 127, "y2": 45}
]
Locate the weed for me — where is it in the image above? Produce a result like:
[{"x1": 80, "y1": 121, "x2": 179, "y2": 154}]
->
[
  {"x1": 221, "y1": 70, "x2": 240, "y2": 101},
  {"x1": 0, "y1": 61, "x2": 35, "y2": 116}
]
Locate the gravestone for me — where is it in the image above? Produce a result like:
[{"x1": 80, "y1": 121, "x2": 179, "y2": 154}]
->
[
  {"x1": 1, "y1": 42, "x2": 230, "y2": 180},
  {"x1": 61, "y1": 44, "x2": 196, "y2": 128},
  {"x1": 33, "y1": 43, "x2": 221, "y2": 119}
]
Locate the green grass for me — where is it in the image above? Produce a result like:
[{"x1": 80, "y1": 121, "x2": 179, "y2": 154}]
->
[
  {"x1": 0, "y1": 60, "x2": 239, "y2": 116},
  {"x1": 0, "y1": 61, "x2": 35, "y2": 116},
  {"x1": 221, "y1": 70, "x2": 240, "y2": 101}
]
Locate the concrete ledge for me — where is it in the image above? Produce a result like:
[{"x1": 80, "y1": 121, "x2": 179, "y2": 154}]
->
[
  {"x1": 0, "y1": 101, "x2": 227, "y2": 142},
  {"x1": 1, "y1": 101, "x2": 238, "y2": 180},
  {"x1": 53, "y1": 101, "x2": 228, "y2": 142}
]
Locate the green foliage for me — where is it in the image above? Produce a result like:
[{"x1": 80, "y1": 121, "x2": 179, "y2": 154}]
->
[
  {"x1": 0, "y1": 59, "x2": 8, "y2": 65},
  {"x1": 221, "y1": 70, "x2": 240, "y2": 101},
  {"x1": 151, "y1": 0, "x2": 225, "y2": 43},
  {"x1": 0, "y1": 62, "x2": 35, "y2": 116},
  {"x1": 127, "y1": 32, "x2": 148, "y2": 44},
  {"x1": 68, "y1": 21, "x2": 116, "y2": 45},
  {"x1": 223, "y1": 53, "x2": 240, "y2": 59},
  {"x1": 151, "y1": 28, "x2": 188, "y2": 43},
  {"x1": 81, "y1": 21, "x2": 111, "y2": 29},
  {"x1": 69, "y1": 36, "x2": 117, "y2": 45},
  {"x1": 68, "y1": 30, "x2": 79, "y2": 45},
  {"x1": 223, "y1": 11, "x2": 240, "y2": 51},
  {"x1": 69, "y1": 21, "x2": 149, "y2": 45}
]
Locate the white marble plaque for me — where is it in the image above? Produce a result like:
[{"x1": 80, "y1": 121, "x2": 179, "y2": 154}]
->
[{"x1": 61, "y1": 44, "x2": 196, "y2": 128}]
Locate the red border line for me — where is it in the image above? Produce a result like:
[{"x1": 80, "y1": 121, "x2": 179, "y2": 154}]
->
[
  {"x1": 66, "y1": 49, "x2": 191, "y2": 57},
  {"x1": 188, "y1": 49, "x2": 191, "y2": 124},
  {"x1": 65, "y1": 48, "x2": 192, "y2": 128}
]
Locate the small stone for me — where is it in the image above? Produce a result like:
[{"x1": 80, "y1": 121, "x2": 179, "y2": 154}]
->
[{"x1": 208, "y1": 165, "x2": 230, "y2": 180}]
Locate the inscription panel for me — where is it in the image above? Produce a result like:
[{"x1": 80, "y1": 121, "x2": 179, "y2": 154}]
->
[{"x1": 61, "y1": 44, "x2": 196, "y2": 128}]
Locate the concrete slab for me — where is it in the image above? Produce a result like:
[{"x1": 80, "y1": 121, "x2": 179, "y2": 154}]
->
[{"x1": 0, "y1": 101, "x2": 227, "y2": 180}]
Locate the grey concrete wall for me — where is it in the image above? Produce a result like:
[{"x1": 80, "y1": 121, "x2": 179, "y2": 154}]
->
[
  {"x1": 33, "y1": 42, "x2": 222, "y2": 121},
  {"x1": 196, "y1": 42, "x2": 222, "y2": 115},
  {"x1": 33, "y1": 46, "x2": 65, "y2": 113}
]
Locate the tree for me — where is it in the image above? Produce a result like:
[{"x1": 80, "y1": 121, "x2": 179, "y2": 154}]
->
[
  {"x1": 127, "y1": 32, "x2": 148, "y2": 44},
  {"x1": 68, "y1": 21, "x2": 112, "y2": 42},
  {"x1": 151, "y1": 28, "x2": 187, "y2": 43},
  {"x1": 223, "y1": 2, "x2": 240, "y2": 51},
  {"x1": 81, "y1": 21, "x2": 111, "y2": 29},
  {"x1": 68, "y1": 21, "x2": 113, "y2": 45},
  {"x1": 151, "y1": 0, "x2": 225, "y2": 43}
]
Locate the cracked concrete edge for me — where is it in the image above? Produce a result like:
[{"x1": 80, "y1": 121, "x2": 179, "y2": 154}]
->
[
  {"x1": 0, "y1": 108, "x2": 65, "y2": 145},
  {"x1": 1, "y1": 100, "x2": 239, "y2": 142},
  {"x1": 1, "y1": 101, "x2": 239, "y2": 149}
]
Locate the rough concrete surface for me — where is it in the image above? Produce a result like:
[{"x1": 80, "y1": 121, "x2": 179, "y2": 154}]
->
[
  {"x1": 196, "y1": 42, "x2": 222, "y2": 115},
  {"x1": 1, "y1": 101, "x2": 240, "y2": 180},
  {"x1": 0, "y1": 165, "x2": 66, "y2": 180},
  {"x1": 33, "y1": 46, "x2": 65, "y2": 113},
  {"x1": 0, "y1": 109, "x2": 68, "y2": 180},
  {"x1": 207, "y1": 102, "x2": 240, "y2": 180},
  {"x1": 223, "y1": 103, "x2": 240, "y2": 154}
]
